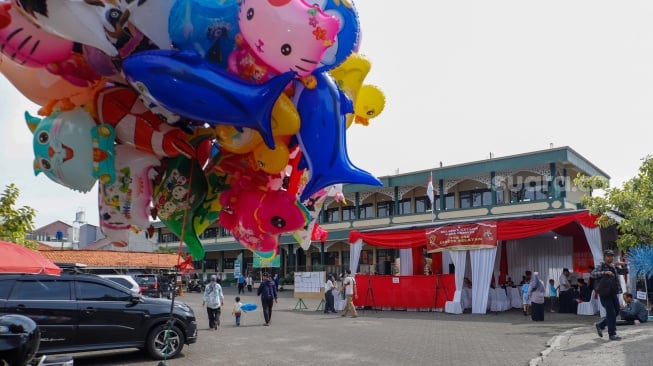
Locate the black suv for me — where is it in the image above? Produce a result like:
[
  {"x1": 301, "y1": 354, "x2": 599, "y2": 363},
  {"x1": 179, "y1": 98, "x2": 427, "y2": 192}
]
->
[
  {"x1": 134, "y1": 274, "x2": 172, "y2": 298},
  {"x1": 0, "y1": 273, "x2": 197, "y2": 360}
]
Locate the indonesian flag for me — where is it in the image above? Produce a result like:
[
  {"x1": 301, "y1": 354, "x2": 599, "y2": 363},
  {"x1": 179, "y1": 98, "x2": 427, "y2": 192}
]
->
[{"x1": 427, "y1": 173, "x2": 435, "y2": 208}]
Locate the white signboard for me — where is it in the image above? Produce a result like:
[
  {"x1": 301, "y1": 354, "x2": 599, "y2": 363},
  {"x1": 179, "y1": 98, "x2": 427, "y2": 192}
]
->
[{"x1": 294, "y1": 272, "x2": 325, "y2": 293}]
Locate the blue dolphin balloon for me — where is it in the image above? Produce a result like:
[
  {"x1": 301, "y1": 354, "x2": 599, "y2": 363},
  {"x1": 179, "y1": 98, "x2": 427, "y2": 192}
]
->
[
  {"x1": 295, "y1": 72, "x2": 382, "y2": 202},
  {"x1": 122, "y1": 49, "x2": 295, "y2": 149}
]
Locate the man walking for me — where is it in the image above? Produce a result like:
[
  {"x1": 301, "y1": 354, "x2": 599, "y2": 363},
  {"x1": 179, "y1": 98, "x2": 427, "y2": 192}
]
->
[
  {"x1": 257, "y1": 272, "x2": 277, "y2": 326},
  {"x1": 341, "y1": 269, "x2": 358, "y2": 318},
  {"x1": 591, "y1": 249, "x2": 628, "y2": 341},
  {"x1": 202, "y1": 275, "x2": 224, "y2": 330}
]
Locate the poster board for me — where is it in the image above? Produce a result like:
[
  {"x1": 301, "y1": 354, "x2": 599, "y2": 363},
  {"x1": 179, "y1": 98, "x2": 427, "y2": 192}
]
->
[{"x1": 293, "y1": 271, "x2": 326, "y2": 300}]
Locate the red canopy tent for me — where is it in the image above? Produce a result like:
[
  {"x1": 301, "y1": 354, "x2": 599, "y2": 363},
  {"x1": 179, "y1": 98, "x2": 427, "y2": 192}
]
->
[
  {"x1": 347, "y1": 211, "x2": 601, "y2": 311},
  {"x1": 0, "y1": 241, "x2": 62, "y2": 275}
]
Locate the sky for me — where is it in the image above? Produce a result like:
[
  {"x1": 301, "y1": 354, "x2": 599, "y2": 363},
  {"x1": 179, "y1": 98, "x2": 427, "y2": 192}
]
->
[{"x1": 2, "y1": 0, "x2": 653, "y2": 229}]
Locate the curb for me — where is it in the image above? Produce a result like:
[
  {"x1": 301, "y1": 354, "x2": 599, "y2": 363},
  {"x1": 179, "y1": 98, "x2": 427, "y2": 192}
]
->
[{"x1": 528, "y1": 327, "x2": 582, "y2": 366}]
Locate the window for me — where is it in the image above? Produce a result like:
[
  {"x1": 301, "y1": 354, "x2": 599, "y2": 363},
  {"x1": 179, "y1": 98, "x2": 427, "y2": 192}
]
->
[
  {"x1": 342, "y1": 206, "x2": 355, "y2": 221},
  {"x1": 460, "y1": 189, "x2": 492, "y2": 208},
  {"x1": 376, "y1": 200, "x2": 394, "y2": 217},
  {"x1": 224, "y1": 258, "x2": 235, "y2": 270},
  {"x1": 360, "y1": 250, "x2": 373, "y2": 264},
  {"x1": 201, "y1": 227, "x2": 218, "y2": 239},
  {"x1": 161, "y1": 233, "x2": 178, "y2": 243},
  {"x1": 77, "y1": 281, "x2": 131, "y2": 301},
  {"x1": 398, "y1": 198, "x2": 411, "y2": 215},
  {"x1": 415, "y1": 196, "x2": 430, "y2": 213},
  {"x1": 10, "y1": 280, "x2": 71, "y2": 301},
  {"x1": 325, "y1": 207, "x2": 340, "y2": 222},
  {"x1": 524, "y1": 178, "x2": 549, "y2": 201},
  {"x1": 358, "y1": 204, "x2": 373, "y2": 219},
  {"x1": 444, "y1": 193, "x2": 455, "y2": 210},
  {"x1": 496, "y1": 189, "x2": 505, "y2": 204}
]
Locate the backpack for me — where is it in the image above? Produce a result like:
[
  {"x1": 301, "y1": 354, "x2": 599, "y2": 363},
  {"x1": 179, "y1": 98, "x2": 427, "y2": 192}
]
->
[{"x1": 263, "y1": 282, "x2": 275, "y2": 301}]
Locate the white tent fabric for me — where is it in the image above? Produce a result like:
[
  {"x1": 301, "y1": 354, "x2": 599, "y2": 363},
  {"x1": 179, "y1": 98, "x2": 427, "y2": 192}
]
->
[
  {"x1": 470, "y1": 247, "x2": 498, "y2": 314},
  {"x1": 581, "y1": 226, "x2": 603, "y2": 266},
  {"x1": 399, "y1": 248, "x2": 413, "y2": 275},
  {"x1": 448, "y1": 250, "x2": 467, "y2": 291},
  {"x1": 493, "y1": 241, "x2": 503, "y2": 284},
  {"x1": 445, "y1": 250, "x2": 467, "y2": 314},
  {"x1": 349, "y1": 239, "x2": 363, "y2": 273},
  {"x1": 506, "y1": 235, "x2": 573, "y2": 288}
]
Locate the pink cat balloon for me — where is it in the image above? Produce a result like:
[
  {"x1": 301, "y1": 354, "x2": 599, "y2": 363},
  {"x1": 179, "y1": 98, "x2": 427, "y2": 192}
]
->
[
  {"x1": 0, "y1": 3, "x2": 73, "y2": 67},
  {"x1": 98, "y1": 144, "x2": 160, "y2": 246},
  {"x1": 231, "y1": 0, "x2": 340, "y2": 78},
  {"x1": 219, "y1": 185, "x2": 310, "y2": 252}
]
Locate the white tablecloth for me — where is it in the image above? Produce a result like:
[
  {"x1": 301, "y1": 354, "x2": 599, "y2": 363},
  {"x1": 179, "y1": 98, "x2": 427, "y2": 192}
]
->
[{"x1": 504, "y1": 287, "x2": 523, "y2": 308}]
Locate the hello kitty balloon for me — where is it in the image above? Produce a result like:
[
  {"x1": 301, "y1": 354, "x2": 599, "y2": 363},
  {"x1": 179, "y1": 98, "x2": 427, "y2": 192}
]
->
[{"x1": 233, "y1": 0, "x2": 340, "y2": 78}]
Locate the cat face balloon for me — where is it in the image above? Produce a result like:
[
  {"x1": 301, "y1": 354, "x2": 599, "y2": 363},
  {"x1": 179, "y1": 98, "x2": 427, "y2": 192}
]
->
[
  {"x1": 25, "y1": 108, "x2": 116, "y2": 192},
  {"x1": 237, "y1": 0, "x2": 340, "y2": 77}
]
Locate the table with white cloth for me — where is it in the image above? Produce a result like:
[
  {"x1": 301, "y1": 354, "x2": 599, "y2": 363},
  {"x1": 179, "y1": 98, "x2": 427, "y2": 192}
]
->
[
  {"x1": 461, "y1": 288, "x2": 472, "y2": 310},
  {"x1": 504, "y1": 286, "x2": 523, "y2": 309}
]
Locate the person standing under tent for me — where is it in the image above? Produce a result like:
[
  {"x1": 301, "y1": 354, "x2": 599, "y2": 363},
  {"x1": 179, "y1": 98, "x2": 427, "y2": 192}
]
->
[
  {"x1": 341, "y1": 269, "x2": 358, "y2": 318},
  {"x1": 558, "y1": 268, "x2": 572, "y2": 313},
  {"x1": 548, "y1": 279, "x2": 558, "y2": 313},
  {"x1": 202, "y1": 275, "x2": 224, "y2": 330},
  {"x1": 528, "y1": 272, "x2": 545, "y2": 321},
  {"x1": 257, "y1": 272, "x2": 277, "y2": 326},
  {"x1": 592, "y1": 250, "x2": 628, "y2": 341}
]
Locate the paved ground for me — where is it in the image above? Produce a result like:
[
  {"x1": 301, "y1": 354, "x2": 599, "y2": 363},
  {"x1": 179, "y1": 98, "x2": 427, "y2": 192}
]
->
[{"x1": 64, "y1": 286, "x2": 648, "y2": 366}]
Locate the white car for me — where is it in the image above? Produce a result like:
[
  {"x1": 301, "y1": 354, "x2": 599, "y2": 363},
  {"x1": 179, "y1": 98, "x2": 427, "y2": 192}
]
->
[{"x1": 99, "y1": 274, "x2": 141, "y2": 294}]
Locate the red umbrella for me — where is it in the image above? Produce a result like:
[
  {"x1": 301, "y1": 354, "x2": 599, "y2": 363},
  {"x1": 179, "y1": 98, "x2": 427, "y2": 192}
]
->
[{"x1": 0, "y1": 240, "x2": 62, "y2": 275}]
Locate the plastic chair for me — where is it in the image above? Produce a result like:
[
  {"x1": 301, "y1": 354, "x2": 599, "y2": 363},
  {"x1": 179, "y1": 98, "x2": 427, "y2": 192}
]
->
[{"x1": 577, "y1": 290, "x2": 597, "y2": 315}]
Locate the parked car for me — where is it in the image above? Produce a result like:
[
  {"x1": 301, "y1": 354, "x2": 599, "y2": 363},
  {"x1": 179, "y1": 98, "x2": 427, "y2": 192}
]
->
[
  {"x1": 98, "y1": 274, "x2": 141, "y2": 295},
  {"x1": 0, "y1": 273, "x2": 197, "y2": 360},
  {"x1": 134, "y1": 274, "x2": 171, "y2": 298}
]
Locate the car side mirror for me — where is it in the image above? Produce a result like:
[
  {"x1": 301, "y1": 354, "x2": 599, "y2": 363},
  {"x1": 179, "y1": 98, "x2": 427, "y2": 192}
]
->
[{"x1": 129, "y1": 294, "x2": 142, "y2": 303}]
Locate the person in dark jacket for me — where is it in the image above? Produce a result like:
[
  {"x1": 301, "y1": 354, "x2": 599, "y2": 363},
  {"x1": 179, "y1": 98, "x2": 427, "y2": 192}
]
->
[
  {"x1": 577, "y1": 278, "x2": 592, "y2": 302},
  {"x1": 620, "y1": 292, "x2": 648, "y2": 324},
  {"x1": 257, "y1": 272, "x2": 278, "y2": 326},
  {"x1": 591, "y1": 250, "x2": 628, "y2": 341}
]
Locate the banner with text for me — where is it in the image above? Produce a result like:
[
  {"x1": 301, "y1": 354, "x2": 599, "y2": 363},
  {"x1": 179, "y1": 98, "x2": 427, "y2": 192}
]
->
[{"x1": 426, "y1": 221, "x2": 498, "y2": 253}]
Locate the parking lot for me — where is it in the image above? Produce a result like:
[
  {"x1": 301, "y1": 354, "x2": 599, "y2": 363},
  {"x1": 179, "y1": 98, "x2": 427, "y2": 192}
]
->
[{"x1": 60, "y1": 284, "x2": 602, "y2": 366}]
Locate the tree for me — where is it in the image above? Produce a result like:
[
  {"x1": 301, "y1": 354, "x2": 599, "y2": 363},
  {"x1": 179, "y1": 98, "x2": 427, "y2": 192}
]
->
[
  {"x1": 575, "y1": 155, "x2": 653, "y2": 250},
  {"x1": 0, "y1": 184, "x2": 37, "y2": 249}
]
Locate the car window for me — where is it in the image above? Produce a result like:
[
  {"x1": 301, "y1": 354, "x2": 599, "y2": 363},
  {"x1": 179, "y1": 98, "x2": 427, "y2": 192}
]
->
[
  {"x1": 77, "y1": 281, "x2": 132, "y2": 301},
  {"x1": 9, "y1": 279, "x2": 71, "y2": 301},
  {"x1": 136, "y1": 276, "x2": 156, "y2": 285},
  {"x1": 0, "y1": 279, "x2": 14, "y2": 299},
  {"x1": 108, "y1": 278, "x2": 132, "y2": 289}
]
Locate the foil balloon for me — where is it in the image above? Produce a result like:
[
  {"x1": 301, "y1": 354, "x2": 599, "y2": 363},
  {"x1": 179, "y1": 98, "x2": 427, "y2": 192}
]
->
[
  {"x1": 313, "y1": 0, "x2": 361, "y2": 73},
  {"x1": 118, "y1": 0, "x2": 174, "y2": 50},
  {"x1": 12, "y1": 0, "x2": 156, "y2": 58},
  {"x1": 0, "y1": 3, "x2": 73, "y2": 67},
  {"x1": 353, "y1": 84, "x2": 385, "y2": 126},
  {"x1": 95, "y1": 86, "x2": 195, "y2": 158},
  {"x1": 0, "y1": 54, "x2": 97, "y2": 111},
  {"x1": 219, "y1": 181, "x2": 310, "y2": 252},
  {"x1": 168, "y1": 0, "x2": 239, "y2": 69},
  {"x1": 122, "y1": 49, "x2": 295, "y2": 149},
  {"x1": 295, "y1": 72, "x2": 382, "y2": 202},
  {"x1": 293, "y1": 184, "x2": 344, "y2": 250},
  {"x1": 25, "y1": 108, "x2": 116, "y2": 192},
  {"x1": 99, "y1": 144, "x2": 160, "y2": 246},
  {"x1": 152, "y1": 155, "x2": 208, "y2": 260},
  {"x1": 232, "y1": 0, "x2": 340, "y2": 78},
  {"x1": 329, "y1": 52, "x2": 370, "y2": 128}
]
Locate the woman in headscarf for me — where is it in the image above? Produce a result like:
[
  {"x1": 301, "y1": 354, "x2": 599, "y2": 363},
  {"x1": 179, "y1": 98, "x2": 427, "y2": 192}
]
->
[{"x1": 528, "y1": 272, "x2": 546, "y2": 321}]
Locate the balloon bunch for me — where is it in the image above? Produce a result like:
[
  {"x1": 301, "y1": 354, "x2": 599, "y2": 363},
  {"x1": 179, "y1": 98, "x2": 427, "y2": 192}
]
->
[{"x1": 1, "y1": 0, "x2": 386, "y2": 261}]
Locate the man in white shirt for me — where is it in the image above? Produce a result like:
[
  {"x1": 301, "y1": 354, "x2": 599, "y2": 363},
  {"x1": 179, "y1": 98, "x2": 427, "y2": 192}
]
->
[
  {"x1": 558, "y1": 268, "x2": 572, "y2": 313},
  {"x1": 341, "y1": 270, "x2": 358, "y2": 318}
]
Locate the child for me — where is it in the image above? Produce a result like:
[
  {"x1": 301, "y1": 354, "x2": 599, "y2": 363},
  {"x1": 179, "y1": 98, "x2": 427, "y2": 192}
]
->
[
  {"x1": 548, "y1": 279, "x2": 557, "y2": 313},
  {"x1": 232, "y1": 296, "x2": 243, "y2": 326},
  {"x1": 522, "y1": 282, "x2": 530, "y2": 316}
]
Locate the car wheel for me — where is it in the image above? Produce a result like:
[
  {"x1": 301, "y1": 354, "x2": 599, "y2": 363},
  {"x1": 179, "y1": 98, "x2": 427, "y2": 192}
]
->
[{"x1": 146, "y1": 323, "x2": 185, "y2": 360}]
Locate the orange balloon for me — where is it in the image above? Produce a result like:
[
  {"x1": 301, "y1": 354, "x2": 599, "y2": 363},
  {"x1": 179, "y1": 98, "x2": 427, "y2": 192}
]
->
[{"x1": 0, "y1": 54, "x2": 97, "y2": 112}]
